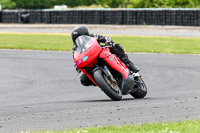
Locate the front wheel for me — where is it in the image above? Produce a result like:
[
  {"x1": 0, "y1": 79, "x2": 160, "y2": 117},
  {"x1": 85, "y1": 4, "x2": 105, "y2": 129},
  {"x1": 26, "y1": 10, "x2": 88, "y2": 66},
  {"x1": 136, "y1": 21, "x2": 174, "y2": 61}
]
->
[
  {"x1": 130, "y1": 77, "x2": 147, "y2": 98},
  {"x1": 93, "y1": 69, "x2": 122, "y2": 101}
]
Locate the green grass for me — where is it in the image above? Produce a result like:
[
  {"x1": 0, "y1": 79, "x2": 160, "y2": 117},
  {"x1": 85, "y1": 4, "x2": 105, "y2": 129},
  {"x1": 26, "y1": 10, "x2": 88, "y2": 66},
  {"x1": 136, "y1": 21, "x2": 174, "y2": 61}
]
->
[
  {"x1": 0, "y1": 33, "x2": 200, "y2": 54},
  {"x1": 22, "y1": 120, "x2": 200, "y2": 133},
  {"x1": 113, "y1": 36, "x2": 200, "y2": 54},
  {"x1": 0, "y1": 33, "x2": 70, "y2": 51}
]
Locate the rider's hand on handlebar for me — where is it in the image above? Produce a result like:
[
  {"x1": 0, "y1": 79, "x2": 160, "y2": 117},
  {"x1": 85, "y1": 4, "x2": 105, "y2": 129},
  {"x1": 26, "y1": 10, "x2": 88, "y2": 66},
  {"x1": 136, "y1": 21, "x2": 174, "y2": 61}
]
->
[
  {"x1": 74, "y1": 64, "x2": 81, "y2": 73},
  {"x1": 105, "y1": 41, "x2": 114, "y2": 47},
  {"x1": 105, "y1": 37, "x2": 114, "y2": 47}
]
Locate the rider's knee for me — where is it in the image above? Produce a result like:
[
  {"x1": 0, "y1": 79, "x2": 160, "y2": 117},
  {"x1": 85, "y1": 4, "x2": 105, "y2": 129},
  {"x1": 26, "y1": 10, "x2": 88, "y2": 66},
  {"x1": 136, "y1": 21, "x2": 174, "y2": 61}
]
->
[
  {"x1": 80, "y1": 74, "x2": 96, "y2": 86},
  {"x1": 114, "y1": 44, "x2": 125, "y2": 53}
]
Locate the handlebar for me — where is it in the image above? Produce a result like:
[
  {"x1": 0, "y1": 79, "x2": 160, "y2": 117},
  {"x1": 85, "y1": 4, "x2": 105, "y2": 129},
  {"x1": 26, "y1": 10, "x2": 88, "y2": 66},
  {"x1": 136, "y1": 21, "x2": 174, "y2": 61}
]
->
[{"x1": 100, "y1": 44, "x2": 113, "y2": 48}]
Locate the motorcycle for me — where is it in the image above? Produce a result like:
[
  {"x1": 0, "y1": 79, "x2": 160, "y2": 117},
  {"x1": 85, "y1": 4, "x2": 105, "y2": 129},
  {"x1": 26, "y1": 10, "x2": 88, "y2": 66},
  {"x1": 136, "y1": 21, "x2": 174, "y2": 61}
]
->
[{"x1": 73, "y1": 35, "x2": 147, "y2": 101}]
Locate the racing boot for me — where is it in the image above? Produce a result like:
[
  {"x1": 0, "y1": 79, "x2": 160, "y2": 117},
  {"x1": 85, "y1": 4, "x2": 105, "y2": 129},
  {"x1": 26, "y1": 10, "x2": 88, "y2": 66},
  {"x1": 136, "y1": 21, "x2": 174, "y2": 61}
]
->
[
  {"x1": 110, "y1": 44, "x2": 140, "y2": 73},
  {"x1": 126, "y1": 60, "x2": 140, "y2": 73},
  {"x1": 121, "y1": 54, "x2": 140, "y2": 73}
]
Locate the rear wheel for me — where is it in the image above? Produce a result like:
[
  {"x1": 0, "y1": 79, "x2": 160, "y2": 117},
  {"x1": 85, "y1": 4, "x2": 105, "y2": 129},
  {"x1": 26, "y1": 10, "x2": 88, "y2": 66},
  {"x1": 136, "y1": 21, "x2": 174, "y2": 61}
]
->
[
  {"x1": 130, "y1": 77, "x2": 147, "y2": 98},
  {"x1": 93, "y1": 69, "x2": 122, "y2": 101}
]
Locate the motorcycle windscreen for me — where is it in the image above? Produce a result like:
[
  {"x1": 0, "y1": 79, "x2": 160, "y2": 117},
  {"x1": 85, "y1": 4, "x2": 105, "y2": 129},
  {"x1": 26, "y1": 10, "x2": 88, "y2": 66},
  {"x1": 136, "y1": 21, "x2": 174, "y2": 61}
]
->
[
  {"x1": 74, "y1": 35, "x2": 102, "y2": 68},
  {"x1": 74, "y1": 35, "x2": 92, "y2": 53}
]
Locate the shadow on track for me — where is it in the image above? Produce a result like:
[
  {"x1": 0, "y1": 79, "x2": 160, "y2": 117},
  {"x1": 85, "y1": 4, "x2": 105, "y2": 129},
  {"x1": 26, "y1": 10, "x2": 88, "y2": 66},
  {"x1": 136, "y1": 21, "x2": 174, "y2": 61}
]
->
[{"x1": 78, "y1": 97, "x2": 154, "y2": 103}]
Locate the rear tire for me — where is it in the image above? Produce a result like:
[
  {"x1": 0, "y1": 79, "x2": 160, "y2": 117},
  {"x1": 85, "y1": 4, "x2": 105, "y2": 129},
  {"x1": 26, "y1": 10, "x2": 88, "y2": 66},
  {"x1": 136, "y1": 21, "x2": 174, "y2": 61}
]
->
[
  {"x1": 130, "y1": 77, "x2": 147, "y2": 98},
  {"x1": 93, "y1": 69, "x2": 122, "y2": 101}
]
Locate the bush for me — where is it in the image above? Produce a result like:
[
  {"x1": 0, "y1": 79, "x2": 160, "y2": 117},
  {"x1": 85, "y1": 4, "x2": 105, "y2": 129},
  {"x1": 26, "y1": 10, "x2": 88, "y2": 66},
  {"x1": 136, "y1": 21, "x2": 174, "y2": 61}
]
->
[
  {"x1": 129, "y1": 0, "x2": 200, "y2": 8},
  {"x1": 10, "y1": 0, "x2": 97, "y2": 9},
  {"x1": 1, "y1": 0, "x2": 200, "y2": 9},
  {"x1": 0, "y1": 0, "x2": 16, "y2": 9}
]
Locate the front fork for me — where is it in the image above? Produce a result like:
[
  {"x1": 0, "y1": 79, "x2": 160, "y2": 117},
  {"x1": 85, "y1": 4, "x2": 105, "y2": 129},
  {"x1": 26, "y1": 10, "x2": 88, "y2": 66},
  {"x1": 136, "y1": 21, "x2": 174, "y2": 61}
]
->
[
  {"x1": 93, "y1": 65, "x2": 116, "y2": 84},
  {"x1": 80, "y1": 65, "x2": 117, "y2": 87}
]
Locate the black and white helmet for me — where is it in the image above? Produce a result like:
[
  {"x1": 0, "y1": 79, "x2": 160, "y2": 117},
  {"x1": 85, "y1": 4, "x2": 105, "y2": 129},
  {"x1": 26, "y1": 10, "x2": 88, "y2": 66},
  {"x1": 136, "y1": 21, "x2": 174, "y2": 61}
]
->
[{"x1": 71, "y1": 26, "x2": 89, "y2": 43}]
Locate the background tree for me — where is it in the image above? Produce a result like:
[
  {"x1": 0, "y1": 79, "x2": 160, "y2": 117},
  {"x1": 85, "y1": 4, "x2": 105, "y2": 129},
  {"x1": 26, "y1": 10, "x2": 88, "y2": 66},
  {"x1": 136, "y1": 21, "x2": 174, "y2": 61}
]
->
[
  {"x1": 129, "y1": 0, "x2": 200, "y2": 8},
  {"x1": 166, "y1": 0, "x2": 190, "y2": 7},
  {"x1": 120, "y1": 0, "x2": 131, "y2": 8},
  {"x1": 10, "y1": 0, "x2": 97, "y2": 9},
  {"x1": 1, "y1": 0, "x2": 200, "y2": 9},
  {"x1": 0, "y1": 0, "x2": 16, "y2": 9},
  {"x1": 189, "y1": 0, "x2": 200, "y2": 7},
  {"x1": 129, "y1": 0, "x2": 165, "y2": 8},
  {"x1": 96, "y1": 0, "x2": 121, "y2": 8}
]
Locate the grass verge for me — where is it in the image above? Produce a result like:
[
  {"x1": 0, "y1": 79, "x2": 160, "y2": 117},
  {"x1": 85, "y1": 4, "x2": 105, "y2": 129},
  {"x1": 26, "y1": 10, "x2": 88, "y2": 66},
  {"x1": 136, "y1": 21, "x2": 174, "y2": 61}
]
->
[
  {"x1": 0, "y1": 33, "x2": 200, "y2": 54},
  {"x1": 22, "y1": 120, "x2": 200, "y2": 133}
]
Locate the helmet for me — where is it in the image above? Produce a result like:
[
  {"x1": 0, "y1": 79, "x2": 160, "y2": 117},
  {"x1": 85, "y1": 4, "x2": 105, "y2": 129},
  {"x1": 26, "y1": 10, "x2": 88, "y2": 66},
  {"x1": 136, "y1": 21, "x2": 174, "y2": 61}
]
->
[{"x1": 71, "y1": 26, "x2": 89, "y2": 43}]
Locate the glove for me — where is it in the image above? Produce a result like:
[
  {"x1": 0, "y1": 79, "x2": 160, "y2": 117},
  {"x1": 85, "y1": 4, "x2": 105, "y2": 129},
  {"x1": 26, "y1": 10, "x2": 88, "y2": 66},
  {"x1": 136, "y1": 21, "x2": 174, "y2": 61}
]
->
[
  {"x1": 105, "y1": 41, "x2": 114, "y2": 46},
  {"x1": 76, "y1": 67, "x2": 81, "y2": 73},
  {"x1": 105, "y1": 36, "x2": 114, "y2": 46},
  {"x1": 74, "y1": 63, "x2": 81, "y2": 73},
  {"x1": 90, "y1": 33, "x2": 103, "y2": 40}
]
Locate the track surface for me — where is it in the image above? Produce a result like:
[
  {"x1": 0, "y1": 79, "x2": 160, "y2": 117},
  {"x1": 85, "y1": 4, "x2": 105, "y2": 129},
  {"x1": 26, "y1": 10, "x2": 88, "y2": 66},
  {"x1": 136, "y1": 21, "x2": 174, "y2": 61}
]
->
[
  {"x1": 1, "y1": 24, "x2": 200, "y2": 37},
  {"x1": 0, "y1": 50, "x2": 200, "y2": 132}
]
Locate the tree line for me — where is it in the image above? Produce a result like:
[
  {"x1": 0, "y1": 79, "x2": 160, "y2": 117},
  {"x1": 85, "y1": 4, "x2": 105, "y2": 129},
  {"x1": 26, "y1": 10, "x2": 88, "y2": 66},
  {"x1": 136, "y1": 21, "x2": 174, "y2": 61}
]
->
[{"x1": 0, "y1": 0, "x2": 200, "y2": 9}]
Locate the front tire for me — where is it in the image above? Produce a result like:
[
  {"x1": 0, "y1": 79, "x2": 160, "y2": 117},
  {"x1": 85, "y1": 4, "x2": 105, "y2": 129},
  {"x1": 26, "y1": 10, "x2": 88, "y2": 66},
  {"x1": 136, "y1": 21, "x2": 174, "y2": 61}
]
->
[
  {"x1": 130, "y1": 77, "x2": 147, "y2": 98},
  {"x1": 93, "y1": 69, "x2": 122, "y2": 101}
]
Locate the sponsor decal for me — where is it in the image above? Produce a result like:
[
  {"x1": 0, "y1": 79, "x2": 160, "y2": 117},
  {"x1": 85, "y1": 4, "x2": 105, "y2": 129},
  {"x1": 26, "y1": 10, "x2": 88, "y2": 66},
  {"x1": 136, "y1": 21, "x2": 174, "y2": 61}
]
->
[
  {"x1": 83, "y1": 56, "x2": 88, "y2": 62},
  {"x1": 110, "y1": 57, "x2": 114, "y2": 61},
  {"x1": 77, "y1": 60, "x2": 81, "y2": 65}
]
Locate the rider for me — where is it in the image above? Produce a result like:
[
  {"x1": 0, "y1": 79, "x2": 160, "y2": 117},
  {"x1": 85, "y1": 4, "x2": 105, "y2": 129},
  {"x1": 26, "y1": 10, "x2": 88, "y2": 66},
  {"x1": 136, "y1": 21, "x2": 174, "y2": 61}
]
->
[{"x1": 72, "y1": 26, "x2": 140, "y2": 86}]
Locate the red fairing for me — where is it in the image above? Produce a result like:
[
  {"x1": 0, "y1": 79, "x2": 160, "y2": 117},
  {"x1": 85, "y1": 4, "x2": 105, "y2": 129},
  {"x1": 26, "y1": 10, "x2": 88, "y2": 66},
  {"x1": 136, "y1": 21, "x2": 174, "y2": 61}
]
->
[
  {"x1": 74, "y1": 37, "x2": 102, "y2": 69},
  {"x1": 100, "y1": 48, "x2": 129, "y2": 79}
]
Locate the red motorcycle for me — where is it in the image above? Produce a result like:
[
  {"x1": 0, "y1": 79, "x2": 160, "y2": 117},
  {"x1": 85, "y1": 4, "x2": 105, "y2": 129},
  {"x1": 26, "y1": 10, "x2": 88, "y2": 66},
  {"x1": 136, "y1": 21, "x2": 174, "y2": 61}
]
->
[{"x1": 73, "y1": 35, "x2": 147, "y2": 101}]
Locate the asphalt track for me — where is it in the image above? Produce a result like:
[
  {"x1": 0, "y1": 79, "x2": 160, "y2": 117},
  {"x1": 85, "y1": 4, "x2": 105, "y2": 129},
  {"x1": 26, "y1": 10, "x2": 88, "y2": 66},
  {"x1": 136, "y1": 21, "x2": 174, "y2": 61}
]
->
[
  {"x1": 0, "y1": 24, "x2": 200, "y2": 37},
  {"x1": 0, "y1": 49, "x2": 200, "y2": 133}
]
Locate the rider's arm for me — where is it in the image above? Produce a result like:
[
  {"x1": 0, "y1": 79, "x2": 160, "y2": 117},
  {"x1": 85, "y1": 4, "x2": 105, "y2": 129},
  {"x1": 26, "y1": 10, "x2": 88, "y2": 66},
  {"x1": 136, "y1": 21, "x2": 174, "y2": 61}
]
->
[
  {"x1": 89, "y1": 33, "x2": 113, "y2": 45},
  {"x1": 72, "y1": 44, "x2": 76, "y2": 51}
]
